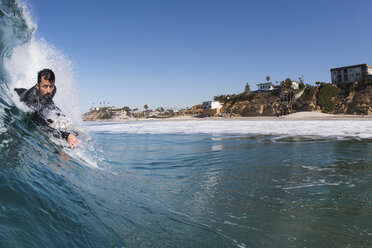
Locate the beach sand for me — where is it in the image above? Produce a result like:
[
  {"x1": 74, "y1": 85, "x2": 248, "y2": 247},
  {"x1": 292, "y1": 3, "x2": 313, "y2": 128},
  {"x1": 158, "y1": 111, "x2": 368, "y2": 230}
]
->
[{"x1": 122, "y1": 111, "x2": 372, "y2": 122}]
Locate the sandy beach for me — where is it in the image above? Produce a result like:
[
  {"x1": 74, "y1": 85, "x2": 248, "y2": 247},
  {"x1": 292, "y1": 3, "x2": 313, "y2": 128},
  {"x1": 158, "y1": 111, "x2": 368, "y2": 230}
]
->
[{"x1": 96, "y1": 111, "x2": 372, "y2": 123}]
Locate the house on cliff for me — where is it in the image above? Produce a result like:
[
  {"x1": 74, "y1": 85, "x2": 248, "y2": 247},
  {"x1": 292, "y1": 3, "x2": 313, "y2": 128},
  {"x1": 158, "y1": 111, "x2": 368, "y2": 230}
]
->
[
  {"x1": 202, "y1": 100, "x2": 223, "y2": 116},
  {"x1": 330, "y1": 63, "x2": 372, "y2": 84},
  {"x1": 257, "y1": 82, "x2": 276, "y2": 92},
  {"x1": 256, "y1": 81, "x2": 299, "y2": 92}
]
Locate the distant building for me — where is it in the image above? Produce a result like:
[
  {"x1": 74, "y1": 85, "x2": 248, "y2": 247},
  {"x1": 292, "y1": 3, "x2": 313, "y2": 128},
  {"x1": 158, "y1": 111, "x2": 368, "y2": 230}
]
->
[
  {"x1": 330, "y1": 63, "x2": 372, "y2": 84},
  {"x1": 291, "y1": 81, "x2": 299, "y2": 90},
  {"x1": 257, "y1": 82, "x2": 275, "y2": 92},
  {"x1": 202, "y1": 100, "x2": 223, "y2": 109},
  {"x1": 202, "y1": 100, "x2": 223, "y2": 116}
]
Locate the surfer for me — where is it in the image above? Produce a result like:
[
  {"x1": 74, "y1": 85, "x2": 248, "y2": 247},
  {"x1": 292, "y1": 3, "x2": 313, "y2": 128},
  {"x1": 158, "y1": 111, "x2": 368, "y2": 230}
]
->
[{"x1": 14, "y1": 69, "x2": 79, "y2": 149}]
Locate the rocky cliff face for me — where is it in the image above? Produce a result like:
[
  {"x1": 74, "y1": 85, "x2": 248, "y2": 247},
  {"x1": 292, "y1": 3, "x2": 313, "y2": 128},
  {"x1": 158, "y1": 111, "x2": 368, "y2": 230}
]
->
[
  {"x1": 218, "y1": 84, "x2": 372, "y2": 116},
  {"x1": 334, "y1": 86, "x2": 372, "y2": 115},
  {"x1": 292, "y1": 87, "x2": 320, "y2": 112},
  {"x1": 185, "y1": 104, "x2": 203, "y2": 115},
  {"x1": 83, "y1": 108, "x2": 128, "y2": 121},
  {"x1": 221, "y1": 93, "x2": 281, "y2": 116}
]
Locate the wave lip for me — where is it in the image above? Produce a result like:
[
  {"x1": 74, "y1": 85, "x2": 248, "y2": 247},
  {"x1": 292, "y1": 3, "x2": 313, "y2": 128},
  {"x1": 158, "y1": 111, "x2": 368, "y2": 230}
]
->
[{"x1": 0, "y1": 0, "x2": 34, "y2": 66}]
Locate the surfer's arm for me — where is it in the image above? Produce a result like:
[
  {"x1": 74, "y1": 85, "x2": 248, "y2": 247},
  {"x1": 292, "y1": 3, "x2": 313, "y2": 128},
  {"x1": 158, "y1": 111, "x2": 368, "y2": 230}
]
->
[
  {"x1": 44, "y1": 124, "x2": 70, "y2": 141},
  {"x1": 47, "y1": 124, "x2": 79, "y2": 148},
  {"x1": 30, "y1": 112, "x2": 71, "y2": 141},
  {"x1": 44, "y1": 107, "x2": 79, "y2": 148}
]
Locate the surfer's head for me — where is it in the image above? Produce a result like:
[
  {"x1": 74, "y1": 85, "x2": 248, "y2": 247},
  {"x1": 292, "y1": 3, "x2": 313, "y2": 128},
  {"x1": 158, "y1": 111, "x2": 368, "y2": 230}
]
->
[{"x1": 37, "y1": 69, "x2": 55, "y2": 100}]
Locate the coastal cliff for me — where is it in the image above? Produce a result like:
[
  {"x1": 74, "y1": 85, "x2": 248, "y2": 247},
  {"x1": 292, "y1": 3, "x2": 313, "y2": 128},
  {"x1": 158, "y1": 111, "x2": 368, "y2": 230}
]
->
[
  {"x1": 333, "y1": 85, "x2": 372, "y2": 114},
  {"x1": 83, "y1": 107, "x2": 128, "y2": 121},
  {"x1": 82, "y1": 83, "x2": 372, "y2": 121},
  {"x1": 83, "y1": 106, "x2": 196, "y2": 121},
  {"x1": 221, "y1": 92, "x2": 281, "y2": 116},
  {"x1": 218, "y1": 83, "x2": 372, "y2": 116}
]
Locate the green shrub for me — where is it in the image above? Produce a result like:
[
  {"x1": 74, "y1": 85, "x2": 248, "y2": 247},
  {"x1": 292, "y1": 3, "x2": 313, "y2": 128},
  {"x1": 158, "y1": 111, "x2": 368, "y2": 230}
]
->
[
  {"x1": 355, "y1": 107, "x2": 369, "y2": 115},
  {"x1": 339, "y1": 82, "x2": 351, "y2": 91},
  {"x1": 317, "y1": 83, "x2": 340, "y2": 113},
  {"x1": 280, "y1": 78, "x2": 293, "y2": 91},
  {"x1": 214, "y1": 95, "x2": 230, "y2": 103},
  {"x1": 298, "y1": 86, "x2": 316, "y2": 103},
  {"x1": 358, "y1": 79, "x2": 372, "y2": 90},
  {"x1": 101, "y1": 112, "x2": 112, "y2": 119}
]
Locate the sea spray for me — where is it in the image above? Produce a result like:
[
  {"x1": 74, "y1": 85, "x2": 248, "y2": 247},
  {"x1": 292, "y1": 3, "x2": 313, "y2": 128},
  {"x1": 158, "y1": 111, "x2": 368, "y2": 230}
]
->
[
  {"x1": 1, "y1": 0, "x2": 98, "y2": 167},
  {"x1": 0, "y1": 0, "x2": 80, "y2": 125},
  {"x1": 5, "y1": 33, "x2": 82, "y2": 124}
]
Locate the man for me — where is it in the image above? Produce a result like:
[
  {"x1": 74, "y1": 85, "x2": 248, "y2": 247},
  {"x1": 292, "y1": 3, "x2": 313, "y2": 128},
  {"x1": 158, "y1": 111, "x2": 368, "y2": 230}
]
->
[{"x1": 14, "y1": 69, "x2": 79, "y2": 148}]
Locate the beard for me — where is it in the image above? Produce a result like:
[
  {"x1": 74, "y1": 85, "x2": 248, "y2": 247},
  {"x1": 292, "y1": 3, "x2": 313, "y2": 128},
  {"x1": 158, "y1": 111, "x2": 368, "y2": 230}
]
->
[
  {"x1": 39, "y1": 93, "x2": 53, "y2": 106},
  {"x1": 41, "y1": 93, "x2": 51, "y2": 100}
]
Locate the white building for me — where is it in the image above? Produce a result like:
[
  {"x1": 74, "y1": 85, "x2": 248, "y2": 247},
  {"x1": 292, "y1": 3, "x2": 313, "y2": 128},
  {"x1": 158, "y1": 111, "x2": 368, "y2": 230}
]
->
[
  {"x1": 202, "y1": 100, "x2": 223, "y2": 117},
  {"x1": 257, "y1": 82, "x2": 275, "y2": 92},
  {"x1": 257, "y1": 81, "x2": 299, "y2": 92},
  {"x1": 202, "y1": 100, "x2": 223, "y2": 109},
  {"x1": 291, "y1": 81, "x2": 299, "y2": 90},
  {"x1": 330, "y1": 64, "x2": 372, "y2": 84}
]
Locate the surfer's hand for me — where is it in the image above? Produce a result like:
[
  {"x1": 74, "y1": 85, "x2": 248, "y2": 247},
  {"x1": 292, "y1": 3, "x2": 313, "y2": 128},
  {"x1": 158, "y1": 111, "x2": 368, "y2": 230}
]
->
[{"x1": 67, "y1": 134, "x2": 79, "y2": 149}]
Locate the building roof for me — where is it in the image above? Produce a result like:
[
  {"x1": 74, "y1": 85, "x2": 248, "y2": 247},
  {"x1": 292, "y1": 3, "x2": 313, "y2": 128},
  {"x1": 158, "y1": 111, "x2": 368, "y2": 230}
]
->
[
  {"x1": 203, "y1": 100, "x2": 221, "y2": 104},
  {"x1": 330, "y1": 63, "x2": 372, "y2": 71},
  {"x1": 256, "y1": 82, "x2": 274, "y2": 86}
]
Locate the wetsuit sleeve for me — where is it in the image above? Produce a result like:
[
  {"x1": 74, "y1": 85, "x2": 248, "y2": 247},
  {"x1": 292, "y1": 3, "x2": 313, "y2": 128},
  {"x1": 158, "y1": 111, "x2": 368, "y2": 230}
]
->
[
  {"x1": 29, "y1": 112, "x2": 70, "y2": 141},
  {"x1": 60, "y1": 131, "x2": 70, "y2": 140},
  {"x1": 43, "y1": 121, "x2": 70, "y2": 141},
  {"x1": 14, "y1": 88, "x2": 27, "y2": 96}
]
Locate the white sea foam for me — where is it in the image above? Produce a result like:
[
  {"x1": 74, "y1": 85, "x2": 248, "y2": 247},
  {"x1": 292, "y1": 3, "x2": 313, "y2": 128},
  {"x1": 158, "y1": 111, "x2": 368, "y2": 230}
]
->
[
  {"x1": 4, "y1": 38, "x2": 82, "y2": 124},
  {"x1": 84, "y1": 120, "x2": 372, "y2": 139},
  {"x1": 283, "y1": 182, "x2": 341, "y2": 190}
]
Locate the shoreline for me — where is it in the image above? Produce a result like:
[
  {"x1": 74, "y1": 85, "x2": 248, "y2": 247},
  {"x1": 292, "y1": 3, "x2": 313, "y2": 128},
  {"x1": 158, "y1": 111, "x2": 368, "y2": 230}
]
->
[{"x1": 83, "y1": 111, "x2": 372, "y2": 122}]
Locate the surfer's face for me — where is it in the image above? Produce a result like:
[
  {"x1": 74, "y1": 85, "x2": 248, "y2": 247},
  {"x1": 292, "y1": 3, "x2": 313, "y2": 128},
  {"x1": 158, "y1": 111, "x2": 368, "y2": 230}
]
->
[{"x1": 38, "y1": 77, "x2": 55, "y2": 99}]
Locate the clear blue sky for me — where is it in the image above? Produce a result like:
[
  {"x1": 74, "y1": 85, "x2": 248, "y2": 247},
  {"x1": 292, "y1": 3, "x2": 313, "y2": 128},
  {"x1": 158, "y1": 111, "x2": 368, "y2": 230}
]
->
[{"x1": 28, "y1": 0, "x2": 372, "y2": 111}]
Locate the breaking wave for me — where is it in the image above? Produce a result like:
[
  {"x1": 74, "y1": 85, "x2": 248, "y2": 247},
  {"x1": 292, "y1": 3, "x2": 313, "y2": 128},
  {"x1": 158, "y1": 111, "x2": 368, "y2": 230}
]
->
[{"x1": 0, "y1": 1, "x2": 126, "y2": 246}]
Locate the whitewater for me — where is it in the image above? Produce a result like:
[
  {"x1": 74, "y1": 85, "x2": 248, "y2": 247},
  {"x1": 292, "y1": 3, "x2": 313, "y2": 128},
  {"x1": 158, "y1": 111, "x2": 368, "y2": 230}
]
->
[
  {"x1": 0, "y1": 1, "x2": 371, "y2": 247},
  {"x1": 85, "y1": 119, "x2": 372, "y2": 139}
]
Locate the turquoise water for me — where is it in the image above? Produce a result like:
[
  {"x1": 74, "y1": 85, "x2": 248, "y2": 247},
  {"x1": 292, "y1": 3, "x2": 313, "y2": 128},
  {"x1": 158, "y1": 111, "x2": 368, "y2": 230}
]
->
[{"x1": 84, "y1": 121, "x2": 372, "y2": 247}]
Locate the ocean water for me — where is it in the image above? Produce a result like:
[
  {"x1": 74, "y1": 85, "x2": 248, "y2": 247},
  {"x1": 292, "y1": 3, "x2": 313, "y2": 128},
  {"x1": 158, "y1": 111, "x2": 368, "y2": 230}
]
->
[
  {"x1": 81, "y1": 120, "x2": 372, "y2": 247},
  {"x1": 2, "y1": 118, "x2": 372, "y2": 247},
  {"x1": 1, "y1": 1, "x2": 372, "y2": 247}
]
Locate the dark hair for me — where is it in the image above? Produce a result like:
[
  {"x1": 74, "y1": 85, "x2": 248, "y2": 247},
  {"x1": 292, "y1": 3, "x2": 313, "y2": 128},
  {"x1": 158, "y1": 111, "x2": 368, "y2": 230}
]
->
[{"x1": 37, "y1": 69, "x2": 55, "y2": 84}]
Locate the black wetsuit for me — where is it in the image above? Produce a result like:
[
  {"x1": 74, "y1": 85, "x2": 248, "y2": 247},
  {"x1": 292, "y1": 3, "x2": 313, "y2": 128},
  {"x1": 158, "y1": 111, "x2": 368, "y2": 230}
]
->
[{"x1": 14, "y1": 86, "x2": 70, "y2": 140}]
